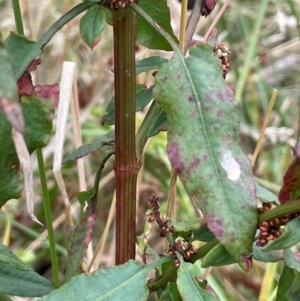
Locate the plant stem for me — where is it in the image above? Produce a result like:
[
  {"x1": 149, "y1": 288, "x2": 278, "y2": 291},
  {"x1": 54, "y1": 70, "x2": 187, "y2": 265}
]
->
[
  {"x1": 251, "y1": 89, "x2": 277, "y2": 167},
  {"x1": 259, "y1": 200, "x2": 300, "y2": 222},
  {"x1": 202, "y1": 0, "x2": 231, "y2": 43},
  {"x1": 148, "y1": 238, "x2": 219, "y2": 291},
  {"x1": 149, "y1": 199, "x2": 300, "y2": 291},
  {"x1": 147, "y1": 263, "x2": 177, "y2": 292},
  {"x1": 12, "y1": 0, "x2": 60, "y2": 287},
  {"x1": 112, "y1": 8, "x2": 139, "y2": 265},
  {"x1": 191, "y1": 238, "x2": 219, "y2": 262},
  {"x1": 148, "y1": 197, "x2": 300, "y2": 291},
  {"x1": 36, "y1": 149, "x2": 60, "y2": 288},
  {"x1": 92, "y1": 151, "x2": 115, "y2": 204},
  {"x1": 15, "y1": 1, "x2": 97, "y2": 81},
  {"x1": 184, "y1": 0, "x2": 201, "y2": 54},
  {"x1": 0, "y1": 211, "x2": 67, "y2": 255},
  {"x1": 39, "y1": 1, "x2": 96, "y2": 44},
  {"x1": 179, "y1": 0, "x2": 188, "y2": 52},
  {"x1": 258, "y1": 262, "x2": 278, "y2": 301},
  {"x1": 12, "y1": 0, "x2": 24, "y2": 35}
]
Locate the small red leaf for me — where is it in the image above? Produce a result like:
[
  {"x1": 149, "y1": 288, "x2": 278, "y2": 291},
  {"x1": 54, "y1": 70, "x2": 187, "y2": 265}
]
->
[
  {"x1": 35, "y1": 84, "x2": 59, "y2": 108},
  {"x1": 279, "y1": 144, "x2": 300, "y2": 204},
  {"x1": 28, "y1": 58, "x2": 42, "y2": 71},
  {"x1": 18, "y1": 72, "x2": 35, "y2": 96},
  {"x1": 18, "y1": 71, "x2": 59, "y2": 108}
]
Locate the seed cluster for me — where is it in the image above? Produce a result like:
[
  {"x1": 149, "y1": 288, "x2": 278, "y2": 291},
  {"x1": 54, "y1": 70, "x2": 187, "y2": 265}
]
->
[
  {"x1": 109, "y1": 0, "x2": 137, "y2": 10},
  {"x1": 147, "y1": 192, "x2": 198, "y2": 268},
  {"x1": 213, "y1": 43, "x2": 231, "y2": 79},
  {"x1": 166, "y1": 237, "x2": 197, "y2": 265},
  {"x1": 257, "y1": 202, "x2": 298, "y2": 247},
  {"x1": 147, "y1": 193, "x2": 174, "y2": 237}
]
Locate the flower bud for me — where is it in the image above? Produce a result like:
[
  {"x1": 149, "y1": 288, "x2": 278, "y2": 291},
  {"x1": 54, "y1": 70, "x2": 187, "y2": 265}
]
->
[{"x1": 201, "y1": 0, "x2": 217, "y2": 17}]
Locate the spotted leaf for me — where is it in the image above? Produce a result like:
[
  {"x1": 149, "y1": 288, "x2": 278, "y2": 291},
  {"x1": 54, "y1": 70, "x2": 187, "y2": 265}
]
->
[{"x1": 153, "y1": 44, "x2": 257, "y2": 269}]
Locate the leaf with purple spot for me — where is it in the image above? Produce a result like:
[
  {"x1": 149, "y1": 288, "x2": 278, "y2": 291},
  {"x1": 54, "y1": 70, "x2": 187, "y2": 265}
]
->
[
  {"x1": 284, "y1": 248, "x2": 300, "y2": 272},
  {"x1": 153, "y1": 44, "x2": 257, "y2": 270}
]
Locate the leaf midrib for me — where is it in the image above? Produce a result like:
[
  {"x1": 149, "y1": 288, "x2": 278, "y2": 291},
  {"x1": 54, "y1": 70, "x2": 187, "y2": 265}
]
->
[{"x1": 178, "y1": 54, "x2": 229, "y2": 211}]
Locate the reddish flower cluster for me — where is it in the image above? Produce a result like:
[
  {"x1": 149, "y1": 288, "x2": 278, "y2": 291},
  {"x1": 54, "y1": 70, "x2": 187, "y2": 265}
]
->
[
  {"x1": 166, "y1": 237, "x2": 197, "y2": 266},
  {"x1": 147, "y1": 193, "x2": 174, "y2": 237},
  {"x1": 147, "y1": 192, "x2": 198, "y2": 267},
  {"x1": 213, "y1": 43, "x2": 231, "y2": 79}
]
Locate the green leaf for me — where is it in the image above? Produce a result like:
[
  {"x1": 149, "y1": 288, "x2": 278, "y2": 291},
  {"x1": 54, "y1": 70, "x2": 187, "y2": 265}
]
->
[
  {"x1": 4, "y1": 32, "x2": 40, "y2": 80},
  {"x1": 0, "y1": 243, "x2": 32, "y2": 271},
  {"x1": 41, "y1": 260, "x2": 150, "y2": 301},
  {"x1": 0, "y1": 96, "x2": 53, "y2": 207},
  {"x1": 64, "y1": 189, "x2": 95, "y2": 283},
  {"x1": 277, "y1": 266, "x2": 300, "y2": 301},
  {"x1": 177, "y1": 259, "x2": 218, "y2": 301},
  {"x1": 104, "y1": 7, "x2": 112, "y2": 25},
  {"x1": 19, "y1": 97, "x2": 53, "y2": 149},
  {"x1": 168, "y1": 217, "x2": 204, "y2": 232},
  {"x1": 262, "y1": 219, "x2": 300, "y2": 252},
  {"x1": 157, "y1": 257, "x2": 173, "y2": 278},
  {"x1": 0, "y1": 39, "x2": 24, "y2": 132},
  {"x1": 145, "y1": 245, "x2": 160, "y2": 262},
  {"x1": 192, "y1": 225, "x2": 215, "y2": 242},
  {"x1": 201, "y1": 243, "x2": 236, "y2": 268},
  {"x1": 0, "y1": 40, "x2": 18, "y2": 102},
  {"x1": 137, "y1": 86, "x2": 154, "y2": 110},
  {"x1": 136, "y1": 56, "x2": 168, "y2": 74},
  {"x1": 4, "y1": 2, "x2": 95, "y2": 81},
  {"x1": 147, "y1": 109, "x2": 168, "y2": 137},
  {"x1": 256, "y1": 182, "x2": 279, "y2": 204},
  {"x1": 153, "y1": 44, "x2": 257, "y2": 269},
  {"x1": 284, "y1": 248, "x2": 300, "y2": 272},
  {"x1": 62, "y1": 131, "x2": 114, "y2": 164},
  {"x1": 80, "y1": 5, "x2": 106, "y2": 50},
  {"x1": 0, "y1": 262, "x2": 55, "y2": 297},
  {"x1": 252, "y1": 243, "x2": 283, "y2": 262},
  {"x1": 136, "y1": 0, "x2": 178, "y2": 51},
  {"x1": 158, "y1": 283, "x2": 181, "y2": 301},
  {"x1": 101, "y1": 85, "x2": 153, "y2": 125},
  {"x1": 157, "y1": 260, "x2": 181, "y2": 301}
]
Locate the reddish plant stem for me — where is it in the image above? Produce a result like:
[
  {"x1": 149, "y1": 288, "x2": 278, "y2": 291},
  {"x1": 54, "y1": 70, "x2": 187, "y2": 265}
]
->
[
  {"x1": 112, "y1": 8, "x2": 139, "y2": 265},
  {"x1": 203, "y1": 0, "x2": 231, "y2": 43}
]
